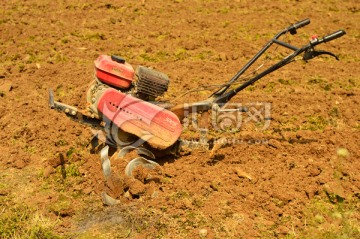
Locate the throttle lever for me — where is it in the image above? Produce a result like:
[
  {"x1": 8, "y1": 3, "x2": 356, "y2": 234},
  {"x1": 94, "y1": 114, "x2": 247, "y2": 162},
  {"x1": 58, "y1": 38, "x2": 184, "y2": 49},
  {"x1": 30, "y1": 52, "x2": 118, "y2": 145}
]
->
[{"x1": 303, "y1": 48, "x2": 339, "y2": 61}]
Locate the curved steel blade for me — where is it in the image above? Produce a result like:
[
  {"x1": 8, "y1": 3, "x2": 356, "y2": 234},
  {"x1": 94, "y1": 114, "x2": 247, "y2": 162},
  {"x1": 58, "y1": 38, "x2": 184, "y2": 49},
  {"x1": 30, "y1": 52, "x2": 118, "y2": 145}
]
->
[
  {"x1": 101, "y1": 192, "x2": 119, "y2": 206},
  {"x1": 124, "y1": 157, "x2": 160, "y2": 177},
  {"x1": 136, "y1": 147, "x2": 155, "y2": 160},
  {"x1": 117, "y1": 145, "x2": 136, "y2": 158},
  {"x1": 100, "y1": 145, "x2": 111, "y2": 178}
]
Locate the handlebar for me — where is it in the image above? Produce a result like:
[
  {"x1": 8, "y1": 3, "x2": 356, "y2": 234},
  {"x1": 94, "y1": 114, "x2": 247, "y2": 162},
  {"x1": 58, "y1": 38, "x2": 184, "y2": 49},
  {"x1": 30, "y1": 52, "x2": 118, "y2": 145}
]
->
[
  {"x1": 309, "y1": 29, "x2": 346, "y2": 46},
  {"x1": 211, "y1": 18, "x2": 312, "y2": 97},
  {"x1": 288, "y1": 18, "x2": 310, "y2": 34},
  {"x1": 210, "y1": 18, "x2": 346, "y2": 104},
  {"x1": 322, "y1": 30, "x2": 346, "y2": 43}
]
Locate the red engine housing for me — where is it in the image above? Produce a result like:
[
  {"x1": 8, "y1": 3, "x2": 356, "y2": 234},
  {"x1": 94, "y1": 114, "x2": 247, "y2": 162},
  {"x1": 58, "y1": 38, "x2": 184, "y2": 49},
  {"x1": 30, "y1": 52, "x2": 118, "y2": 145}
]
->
[{"x1": 94, "y1": 55, "x2": 134, "y2": 89}]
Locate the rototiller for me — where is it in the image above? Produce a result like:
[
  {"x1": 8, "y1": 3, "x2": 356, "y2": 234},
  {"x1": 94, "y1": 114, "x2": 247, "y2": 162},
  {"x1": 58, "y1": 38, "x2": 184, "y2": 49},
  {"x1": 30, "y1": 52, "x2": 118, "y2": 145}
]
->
[{"x1": 49, "y1": 19, "x2": 345, "y2": 201}]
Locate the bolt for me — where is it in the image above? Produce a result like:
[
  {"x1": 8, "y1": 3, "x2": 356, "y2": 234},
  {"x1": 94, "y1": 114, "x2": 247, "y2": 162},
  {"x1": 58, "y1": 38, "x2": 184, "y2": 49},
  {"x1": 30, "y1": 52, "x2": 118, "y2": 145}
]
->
[
  {"x1": 64, "y1": 108, "x2": 70, "y2": 113},
  {"x1": 71, "y1": 110, "x2": 76, "y2": 116}
]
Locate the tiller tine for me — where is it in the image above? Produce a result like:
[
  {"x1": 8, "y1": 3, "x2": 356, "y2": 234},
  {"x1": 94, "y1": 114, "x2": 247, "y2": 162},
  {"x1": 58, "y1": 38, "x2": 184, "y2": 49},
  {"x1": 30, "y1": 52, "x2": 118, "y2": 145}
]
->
[
  {"x1": 117, "y1": 146, "x2": 155, "y2": 159},
  {"x1": 117, "y1": 145, "x2": 137, "y2": 158},
  {"x1": 100, "y1": 146, "x2": 111, "y2": 179},
  {"x1": 124, "y1": 157, "x2": 160, "y2": 177},
  {"x1": 101, "y1": 192, "x2": 120, "y2": 206},
  {"x1": 136, "y1": 147, "x2": 156, "y2": 159}
]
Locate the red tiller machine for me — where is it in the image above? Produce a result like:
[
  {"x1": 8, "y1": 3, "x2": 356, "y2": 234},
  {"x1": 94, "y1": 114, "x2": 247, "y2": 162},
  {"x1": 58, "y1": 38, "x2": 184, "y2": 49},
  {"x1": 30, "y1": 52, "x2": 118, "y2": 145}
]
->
[{"x1": 50, "y1": 19, "x2": 345, "y2": 204}]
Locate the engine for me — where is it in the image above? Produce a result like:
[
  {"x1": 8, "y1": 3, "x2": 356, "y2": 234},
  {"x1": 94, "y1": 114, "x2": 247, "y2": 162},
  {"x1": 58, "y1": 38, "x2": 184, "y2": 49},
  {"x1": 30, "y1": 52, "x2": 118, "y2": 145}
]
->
[
  {"x1": 135, "y1": 66, "x2": 169, "y2": 101},
  {"x1": 91, "y1": 54, "x2": 169, "y2": 102},
  {"x1": 85, "y1": 54, "x2": 181, "y2": 149}
]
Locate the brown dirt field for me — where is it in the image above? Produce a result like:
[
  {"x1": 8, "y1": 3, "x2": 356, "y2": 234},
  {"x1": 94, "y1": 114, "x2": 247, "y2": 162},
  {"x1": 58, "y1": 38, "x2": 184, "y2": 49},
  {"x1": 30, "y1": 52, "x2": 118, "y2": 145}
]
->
[{"x1": 1, "y1": 0, "x2": 360, "y2": 238}]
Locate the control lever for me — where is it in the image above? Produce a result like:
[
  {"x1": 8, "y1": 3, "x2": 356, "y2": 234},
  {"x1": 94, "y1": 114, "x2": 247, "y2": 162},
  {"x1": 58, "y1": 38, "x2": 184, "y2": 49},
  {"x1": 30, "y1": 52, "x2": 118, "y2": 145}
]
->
[{"x1": 303, "y1": 48, "x2": 339, "y2": 61}]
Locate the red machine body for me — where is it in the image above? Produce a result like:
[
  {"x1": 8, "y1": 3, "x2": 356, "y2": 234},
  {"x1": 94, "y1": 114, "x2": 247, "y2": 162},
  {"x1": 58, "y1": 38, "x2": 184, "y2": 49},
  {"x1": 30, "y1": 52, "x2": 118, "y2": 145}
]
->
[
  {"x1": 97, "y1": 88, "x2": 182, "y2": 149},
  {"x1": 95, "y1": 55, "x2": 135, "y2": 89}
]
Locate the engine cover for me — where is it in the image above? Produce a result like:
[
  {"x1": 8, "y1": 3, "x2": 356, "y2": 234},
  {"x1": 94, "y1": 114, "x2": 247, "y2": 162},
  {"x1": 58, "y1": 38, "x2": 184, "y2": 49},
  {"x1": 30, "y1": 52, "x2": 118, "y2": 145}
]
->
[
  {"x1": 94, "y1": 55, "x2": 134, "y2": 89},
  {"x1": 96, "y1": 88, "x2": 182, "y2": 149}
]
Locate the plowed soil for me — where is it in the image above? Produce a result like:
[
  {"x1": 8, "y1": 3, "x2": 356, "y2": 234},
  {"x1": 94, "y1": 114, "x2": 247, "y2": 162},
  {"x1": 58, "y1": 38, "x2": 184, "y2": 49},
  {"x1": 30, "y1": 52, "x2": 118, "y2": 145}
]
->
[{"x1": 1, "y1": 0, "x2": 359, "y2": 238}]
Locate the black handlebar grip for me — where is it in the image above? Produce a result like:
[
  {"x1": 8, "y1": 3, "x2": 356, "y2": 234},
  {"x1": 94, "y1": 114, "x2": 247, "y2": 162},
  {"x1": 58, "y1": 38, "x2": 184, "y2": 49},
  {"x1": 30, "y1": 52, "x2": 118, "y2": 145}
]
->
[
  {"x1": 322, "y1": 30, "x2": 346, "y2": 43},
  {"x1": 292, "y1": 18, "x2": 311, "y2": 30},
  {"x1": 288, "y1": 18, "x2": 310, "y2": 34}
]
